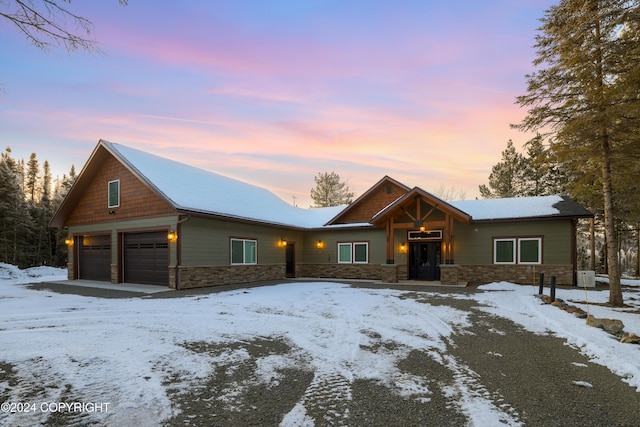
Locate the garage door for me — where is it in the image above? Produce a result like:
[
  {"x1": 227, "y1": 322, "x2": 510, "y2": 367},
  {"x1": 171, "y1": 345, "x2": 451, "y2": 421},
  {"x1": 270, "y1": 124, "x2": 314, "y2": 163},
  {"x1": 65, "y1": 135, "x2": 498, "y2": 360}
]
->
[
  {"x1": 78, "y1": 234, "x2": 111, "y2": 281},
  {"x1": 124, "y1": 232, "x2": 168, "y2": 286}
]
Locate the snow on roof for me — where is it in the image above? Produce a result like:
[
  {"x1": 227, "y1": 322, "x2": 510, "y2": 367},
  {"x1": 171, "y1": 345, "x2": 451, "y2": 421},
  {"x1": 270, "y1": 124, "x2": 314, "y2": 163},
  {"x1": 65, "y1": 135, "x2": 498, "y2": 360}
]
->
[
  {"x1": 105, "y1": 142, "x2": 588, "y2": 227},
  {"x1": 450, "y1": 196, "x2": 563, "y2": 220},
  {"x1": 107, "y1": 142, "x2": 343, "y2": 228}
]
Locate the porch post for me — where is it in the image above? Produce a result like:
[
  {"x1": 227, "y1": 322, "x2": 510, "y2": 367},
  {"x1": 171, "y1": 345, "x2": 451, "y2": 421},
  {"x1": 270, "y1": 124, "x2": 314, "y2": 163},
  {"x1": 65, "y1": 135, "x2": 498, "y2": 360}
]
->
[
  {"x1": 445, "y1": 215, "x2": 455, "y2": 264},
  {"x1": 386, "y1": 218, "x2": 395, "y2": 264}
]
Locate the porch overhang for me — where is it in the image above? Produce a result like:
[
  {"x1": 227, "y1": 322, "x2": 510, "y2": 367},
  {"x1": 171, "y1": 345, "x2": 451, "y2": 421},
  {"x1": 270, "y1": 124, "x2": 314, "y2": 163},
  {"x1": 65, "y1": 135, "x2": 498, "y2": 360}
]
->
[{"x1": 370, "y1": 187, "x2": 471, "y2": 267}]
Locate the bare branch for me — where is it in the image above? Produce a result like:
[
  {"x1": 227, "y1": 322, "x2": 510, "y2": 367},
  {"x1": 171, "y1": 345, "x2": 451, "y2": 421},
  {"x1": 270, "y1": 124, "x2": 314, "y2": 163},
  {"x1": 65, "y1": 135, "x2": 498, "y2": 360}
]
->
[{"x1": 0, "y1": 0, "x2": 126, "y2": 53}]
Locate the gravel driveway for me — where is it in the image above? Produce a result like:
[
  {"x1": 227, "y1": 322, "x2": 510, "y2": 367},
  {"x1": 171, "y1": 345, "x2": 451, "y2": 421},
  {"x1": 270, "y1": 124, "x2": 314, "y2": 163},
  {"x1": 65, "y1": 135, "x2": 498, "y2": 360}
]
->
[{"x1": 6, "y1": 281, "x2": 640, "y2": 426}]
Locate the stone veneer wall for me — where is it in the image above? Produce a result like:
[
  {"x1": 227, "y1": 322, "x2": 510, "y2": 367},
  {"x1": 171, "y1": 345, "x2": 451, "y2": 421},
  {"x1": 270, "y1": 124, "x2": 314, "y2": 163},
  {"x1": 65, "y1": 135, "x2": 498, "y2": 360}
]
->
[
  {"x1": 177, "y1": 264, "x2": 285, "y2": 289},
  {"x1": 439, "y1": 264, "x2": 458, "y2": 285},
  {"x1": 67, "y1": 262, "x2": 74, "y2": 280},
  {"x1": 297, "y1": 263, "x2": 383, "y2": 281},
  {"x1": 110, "y1": 264, "x2": 118, "y2": 284},
  {"x1": 170, "y1": 263, "x2": 574, "y2": 289},
  {"x1": 454, "y1": 264, "x2": 574, "y2": 286}
]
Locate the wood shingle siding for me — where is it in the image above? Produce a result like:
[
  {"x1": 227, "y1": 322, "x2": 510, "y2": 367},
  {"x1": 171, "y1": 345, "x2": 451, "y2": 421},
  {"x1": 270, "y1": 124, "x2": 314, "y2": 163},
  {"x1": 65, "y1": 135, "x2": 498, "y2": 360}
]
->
[
  {"x1": 66, "y1": 155, "x2": 174, "y2": 227},
  {"x1": 332, "y1": 181, "x2": 409, "y2": 224}
]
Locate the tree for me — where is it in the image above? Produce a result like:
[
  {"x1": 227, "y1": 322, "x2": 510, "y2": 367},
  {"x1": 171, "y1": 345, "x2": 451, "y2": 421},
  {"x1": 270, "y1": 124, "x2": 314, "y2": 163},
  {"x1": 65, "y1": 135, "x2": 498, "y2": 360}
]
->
[
  {"x1": 25, "y1": 152, "x2": 40, "y2": 203},
  {"x1": 0, "y1": 0, "x2": 127, "y2": 53},
  {"x1": 522, "y1": 134, "x2": 567, "y2": 196},
  {"x1": 433, "y1": 184, "x2": 466, "y2": 201},
  {"x1": 52, "y1": 164, "x2": 77, "y2": 266},
  {"x1": 310, "y1": 172, "x2": 355, "y2": 207},
  {"x1": 0, "y1": 148, "x2": 33, "y2": 267},
  {"x1": 514, "y1": 0, "x2": 640, "y2": 306},
  {"x1": 479, "y1": 140, "x2": 527, "y2": 198}
]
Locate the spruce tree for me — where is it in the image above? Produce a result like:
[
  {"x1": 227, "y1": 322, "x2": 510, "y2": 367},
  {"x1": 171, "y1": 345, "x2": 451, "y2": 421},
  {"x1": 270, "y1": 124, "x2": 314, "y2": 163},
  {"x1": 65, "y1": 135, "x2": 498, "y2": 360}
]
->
[
  {"x1": 310, "y1": 172, "x2": 355, "y2": 207},
  {"x1": 25, "y1": 152, "x2": 40, "y2": 204},
  {"x1": 52, "y1": 165, "x2": 78, "y2": 267},
  {"x1": 478, "y1": 140, "x2": 526, "y2": 198},
  {"x1": 0, "y1": 148, "x2": 33, "y2": 267}
]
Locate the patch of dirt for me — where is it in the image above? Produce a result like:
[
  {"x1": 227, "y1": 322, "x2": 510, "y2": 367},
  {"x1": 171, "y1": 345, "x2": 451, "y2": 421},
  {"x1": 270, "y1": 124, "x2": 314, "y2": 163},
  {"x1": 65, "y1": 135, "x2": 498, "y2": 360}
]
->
[{"x1": 161, "y1": 338, "x2": 314, "y2": 427}]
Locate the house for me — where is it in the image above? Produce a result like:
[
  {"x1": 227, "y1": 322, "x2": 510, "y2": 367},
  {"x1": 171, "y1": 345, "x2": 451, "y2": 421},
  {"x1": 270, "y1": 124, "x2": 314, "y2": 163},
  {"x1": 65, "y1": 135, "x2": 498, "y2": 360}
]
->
[{"x1": 50, "y1": 140, "x2": 593, "y2": 289}]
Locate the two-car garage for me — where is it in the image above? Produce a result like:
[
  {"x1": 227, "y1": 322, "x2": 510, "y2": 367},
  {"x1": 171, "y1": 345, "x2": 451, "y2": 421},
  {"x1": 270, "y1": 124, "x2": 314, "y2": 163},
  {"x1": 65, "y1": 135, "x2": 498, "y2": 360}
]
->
[{"x1": 77, "y1": 231, "x2": 169, "y2": 286}]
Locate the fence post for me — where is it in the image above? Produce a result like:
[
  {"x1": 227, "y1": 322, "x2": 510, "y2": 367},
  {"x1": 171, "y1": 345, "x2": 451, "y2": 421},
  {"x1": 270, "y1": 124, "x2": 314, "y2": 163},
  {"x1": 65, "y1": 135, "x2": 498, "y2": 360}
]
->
[
  {"x1": 550, "y1": 275, "x2": 556, "y2": 303},
  {"x1": 538, "y1": 272, "x2": 545, "y2": 295}
]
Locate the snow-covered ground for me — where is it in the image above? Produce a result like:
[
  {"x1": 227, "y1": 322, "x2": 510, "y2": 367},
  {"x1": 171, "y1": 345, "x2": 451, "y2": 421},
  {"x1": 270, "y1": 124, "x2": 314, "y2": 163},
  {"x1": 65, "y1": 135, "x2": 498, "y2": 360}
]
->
[{"x1": 0, "y1": 263, "x2": 638, "y2": 426}]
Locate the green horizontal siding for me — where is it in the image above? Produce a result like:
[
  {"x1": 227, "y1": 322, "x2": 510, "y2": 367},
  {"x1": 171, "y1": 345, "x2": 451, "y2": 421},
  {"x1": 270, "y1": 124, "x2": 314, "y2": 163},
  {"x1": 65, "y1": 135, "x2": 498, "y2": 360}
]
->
[
  {"x1": 302, "y1": 228, "x2": 386, "y2": 264},
  {"x1": 180, "y1": 217, "x2": 303, "y2": 266},
  {"x1": 454, "y1": 219, "x2": 573, "y2": 265}
]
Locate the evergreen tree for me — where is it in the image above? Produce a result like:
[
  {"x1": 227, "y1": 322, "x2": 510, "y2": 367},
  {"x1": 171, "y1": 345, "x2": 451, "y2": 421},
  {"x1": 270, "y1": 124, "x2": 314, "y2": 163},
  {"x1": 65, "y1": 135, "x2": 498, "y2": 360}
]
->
[
  {"x1": 310, "y1": 172, "x2": 355, "y2": 207},
  {"x1": 514, "y1": 0, "x2": 640, "y2": 306},
  {"x1": 52, "y1": 165, "x2": 77, "y2": 267},
  {"x1": 34, "y1": 160, "x2": 54, "y2": 265},
  {"x1": 522, "y1": 135, "x2": 568, "y2": 196},
  {"x1": 478, "y1": 140, "x2": 526, "y2": 198},
  {"x1": 0, "y1": 148, "x2": 33, "y2": 267},
  {"x1": 25, "y1": 152, "x2": 40, "y2": 204}
]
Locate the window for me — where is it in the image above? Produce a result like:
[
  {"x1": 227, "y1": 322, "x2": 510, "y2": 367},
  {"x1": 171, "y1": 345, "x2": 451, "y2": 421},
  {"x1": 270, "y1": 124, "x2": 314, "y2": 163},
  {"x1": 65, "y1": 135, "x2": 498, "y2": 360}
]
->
[
  {"x1": 338, "y1": 242, "x2": 369, "y2": 264},
  {"x1": 494, "y1": 239, "x2": 516, "y2": 264},
  {"x1": 354, "y1": 242, "x2": 368, "y2": 263},
  {"x1": 338, "y1": 243, "x2": 352, "y2": 263},
  {"x1": 493, "y1": 237, "x2": 542, "y2": 264},
  {"x1": 408, "y1": 230, "x2": 442, "y2": 240},
  {"x1": 108, "y1": 180, "x2": 120, "y2": 208},
  {"x1": 231, "y1": 239, "x2": 257, "y2": 265},
  {"x1": 518, "y1": 238, "x2": 541, "y2": 264}
]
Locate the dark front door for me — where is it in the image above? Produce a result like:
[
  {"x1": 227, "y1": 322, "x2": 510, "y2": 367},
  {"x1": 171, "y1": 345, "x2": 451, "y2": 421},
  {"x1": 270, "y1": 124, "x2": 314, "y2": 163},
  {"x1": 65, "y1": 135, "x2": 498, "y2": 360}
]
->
[
  {"x1": 409, "y1": 242, "x2": 441, "y2": 280},
  {"x1": 286, "y1": 243, "x2": 295, "y2": 278}
]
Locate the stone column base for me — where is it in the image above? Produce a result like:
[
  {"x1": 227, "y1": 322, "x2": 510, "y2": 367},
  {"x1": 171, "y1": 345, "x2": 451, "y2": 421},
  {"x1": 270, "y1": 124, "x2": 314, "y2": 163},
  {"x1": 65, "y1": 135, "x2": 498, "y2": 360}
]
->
[
  {"x1": 381, "y1": 264, "x2": 399, "y2": 283},
  {"x1": 439, "y1": 264, "x2": 459, "y2": 285}
]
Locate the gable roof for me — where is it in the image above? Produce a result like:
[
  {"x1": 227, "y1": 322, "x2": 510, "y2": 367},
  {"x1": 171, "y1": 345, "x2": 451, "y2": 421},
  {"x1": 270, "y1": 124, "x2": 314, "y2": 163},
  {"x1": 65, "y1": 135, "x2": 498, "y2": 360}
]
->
[
  {"x1": 51, "y1": 140, "x2": 344, "y2": 229},
  {"x1": 326, "y1": 175, "x2": 410, "y2": 225},
  {"x1": 371, "y1": 187, "x2": 472, "y2": 226}
]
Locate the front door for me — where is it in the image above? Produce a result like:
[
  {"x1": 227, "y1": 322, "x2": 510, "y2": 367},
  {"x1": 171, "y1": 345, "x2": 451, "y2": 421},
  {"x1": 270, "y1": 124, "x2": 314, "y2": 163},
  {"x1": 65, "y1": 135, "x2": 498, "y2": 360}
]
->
[
  {"x1": 409, "y1": 242, "x2": 441, "y2": 280},
  {"x1": 285, "y1": 243, "x2": 295, "y2": 278}
]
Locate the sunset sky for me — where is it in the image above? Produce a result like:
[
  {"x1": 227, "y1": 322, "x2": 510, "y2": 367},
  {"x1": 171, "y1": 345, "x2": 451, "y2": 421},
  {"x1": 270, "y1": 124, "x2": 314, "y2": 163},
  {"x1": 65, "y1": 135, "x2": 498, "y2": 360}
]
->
[{"x1": 0, "y1": 1, "x2": 556, "y2": 207}]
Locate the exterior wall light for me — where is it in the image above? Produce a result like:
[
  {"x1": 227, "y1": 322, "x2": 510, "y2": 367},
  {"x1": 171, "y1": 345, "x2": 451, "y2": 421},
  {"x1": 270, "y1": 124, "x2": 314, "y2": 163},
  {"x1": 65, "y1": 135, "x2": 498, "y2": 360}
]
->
[
  {"x1": 279, "y1": 239, "x2": 287, "y2": 247},
  {"x1": 167, "y1": 231, "x2": 178, "y2": 242},
  {"x1": 64, "y1": 238, "x2": 74, "y2": 246},
  {"x1": 399, "y1": 242, "x2": 407, "y2": 254},
  {"x1": 316, "y1": 240, "x2": 324, "y2": 249}
]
